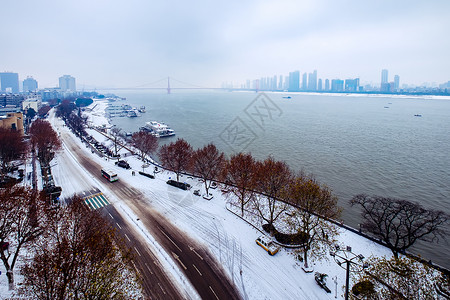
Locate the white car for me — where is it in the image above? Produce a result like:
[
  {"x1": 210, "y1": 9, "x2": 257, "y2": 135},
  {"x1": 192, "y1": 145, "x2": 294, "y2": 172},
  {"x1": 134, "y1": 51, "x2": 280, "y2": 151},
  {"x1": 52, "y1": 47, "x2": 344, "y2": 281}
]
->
[{"x1": 255, "y1": 235, "x2": 280, "y2": 256}]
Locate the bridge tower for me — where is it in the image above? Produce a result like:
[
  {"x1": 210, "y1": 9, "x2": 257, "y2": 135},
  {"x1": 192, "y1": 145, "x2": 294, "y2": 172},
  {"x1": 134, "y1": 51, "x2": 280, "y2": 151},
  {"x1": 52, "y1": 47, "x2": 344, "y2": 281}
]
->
[{"x1": 167, "y1": 77, "x2": 171, "y2": 94}]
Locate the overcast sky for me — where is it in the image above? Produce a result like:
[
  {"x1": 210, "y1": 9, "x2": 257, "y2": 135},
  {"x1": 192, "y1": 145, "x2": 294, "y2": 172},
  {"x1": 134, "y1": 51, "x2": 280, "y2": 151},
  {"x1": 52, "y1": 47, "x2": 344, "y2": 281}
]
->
[{"x1": 1, "y1": 0, "x2": 449, "y2": 89}]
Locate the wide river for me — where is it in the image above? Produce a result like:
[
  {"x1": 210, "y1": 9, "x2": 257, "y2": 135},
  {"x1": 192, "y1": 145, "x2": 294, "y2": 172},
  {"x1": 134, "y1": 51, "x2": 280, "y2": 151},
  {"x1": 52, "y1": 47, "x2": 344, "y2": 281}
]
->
[{"x1": 105, "y1": 90, "x2": 450, "y2": 269}]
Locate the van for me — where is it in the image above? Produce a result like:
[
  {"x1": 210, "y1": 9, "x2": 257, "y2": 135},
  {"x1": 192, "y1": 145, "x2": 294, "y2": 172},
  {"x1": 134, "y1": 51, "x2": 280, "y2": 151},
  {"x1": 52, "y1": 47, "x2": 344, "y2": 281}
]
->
[{"x1": 256, "y1": 235, "x2": 280, "y2": 256}]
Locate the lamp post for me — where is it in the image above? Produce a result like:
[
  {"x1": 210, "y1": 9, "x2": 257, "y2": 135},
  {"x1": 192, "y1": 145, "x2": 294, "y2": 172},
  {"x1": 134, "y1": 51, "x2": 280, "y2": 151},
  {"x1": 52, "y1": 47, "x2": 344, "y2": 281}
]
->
[{"x1": 330, "y1": 245, "x2": 368, "y2": 300}]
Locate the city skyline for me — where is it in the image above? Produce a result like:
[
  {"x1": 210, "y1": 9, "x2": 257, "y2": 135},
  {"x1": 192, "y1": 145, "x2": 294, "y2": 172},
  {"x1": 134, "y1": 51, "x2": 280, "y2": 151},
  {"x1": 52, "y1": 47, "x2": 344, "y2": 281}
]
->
[{"x1": 1, "y1": 0, "x2": 449, "y2": 88}]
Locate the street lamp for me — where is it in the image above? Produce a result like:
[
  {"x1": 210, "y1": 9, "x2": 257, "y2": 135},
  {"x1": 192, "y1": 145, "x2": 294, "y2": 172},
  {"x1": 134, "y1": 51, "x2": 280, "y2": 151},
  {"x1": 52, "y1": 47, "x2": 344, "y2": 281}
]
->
[{"x1": 330, "y1": 245, "x2": 368, "y2": 300}]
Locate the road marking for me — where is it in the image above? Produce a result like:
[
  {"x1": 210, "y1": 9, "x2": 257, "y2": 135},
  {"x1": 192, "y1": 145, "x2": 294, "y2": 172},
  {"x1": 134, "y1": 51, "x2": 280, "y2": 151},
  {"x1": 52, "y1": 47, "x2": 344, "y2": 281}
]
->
[
  {"x1": 209, "y1": 286, "x2": 219, "y2": 300},
  {"x1": 172, "y1": 252, "x2": 187, "y2": 270},
  {"x1": 158, "y1": 283, "x2": 166, "y2": 295},
  {"x1": 131, "y1": 261, "x2": 141, "y2": 275},
  {"x1": 189, "y1": 246, "x2": 204, "y2": 260},
  {"x1": 124, "y1": 234, "x2": 131, "y2": 242},
  {"x1": 134, "y1": 247, "x2": 141, "y2": 256},
  {"x1": 159, "y1": 228, "x2": 182, "y2": 252},
  {"x1": 108, "y1": 213, "x2": 114, "y2": 219},
  {"x1": 145, "y1": 263, "x2": 153, "y2": 275},
  {"x1": 193, "y1": 264, "x2": 202, "y2": 276},
  {"x1": 116, "y1": 223, "x2": 122, "y2": 230}
]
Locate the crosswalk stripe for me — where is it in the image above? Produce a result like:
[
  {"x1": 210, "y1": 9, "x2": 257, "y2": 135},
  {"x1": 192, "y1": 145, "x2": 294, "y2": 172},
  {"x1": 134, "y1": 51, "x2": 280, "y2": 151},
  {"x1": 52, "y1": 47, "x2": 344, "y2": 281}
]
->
[
  {"x1": 82, "y1": 193, "x2": 109, "y2": 210},
  {"x1": 84, "y1": 199, "x2": 95, "y2": 210},
  {"x1": 98, "y1": 195, "x2": 109, "y2": 206}
]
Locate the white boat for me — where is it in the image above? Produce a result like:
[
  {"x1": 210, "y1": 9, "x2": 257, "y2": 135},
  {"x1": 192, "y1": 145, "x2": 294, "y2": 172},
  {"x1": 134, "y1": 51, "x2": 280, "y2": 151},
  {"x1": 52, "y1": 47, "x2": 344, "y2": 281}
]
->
[
  {"x1": 140, "y1": 121, "x2": 175, "y2": 138},
  {"x1": 138, "y1": 106, "x2": 146, "y2": 113},
  {"x1": 127, "y1": 108, "x2": 140, "y2": 118}
]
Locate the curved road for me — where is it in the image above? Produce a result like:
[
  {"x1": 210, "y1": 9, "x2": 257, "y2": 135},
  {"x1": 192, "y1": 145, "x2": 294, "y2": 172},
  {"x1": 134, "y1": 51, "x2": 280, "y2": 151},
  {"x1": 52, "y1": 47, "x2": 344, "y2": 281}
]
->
[{"x1": 55, "y1": 116, "x2": 241, "y2": 300}]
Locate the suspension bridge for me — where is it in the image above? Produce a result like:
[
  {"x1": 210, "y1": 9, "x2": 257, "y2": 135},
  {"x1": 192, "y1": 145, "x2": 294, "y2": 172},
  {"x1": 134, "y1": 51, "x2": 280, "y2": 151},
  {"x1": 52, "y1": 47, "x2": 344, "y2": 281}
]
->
[{"x1": 93, "y1": 77, "x2": 235, "y2": 93}]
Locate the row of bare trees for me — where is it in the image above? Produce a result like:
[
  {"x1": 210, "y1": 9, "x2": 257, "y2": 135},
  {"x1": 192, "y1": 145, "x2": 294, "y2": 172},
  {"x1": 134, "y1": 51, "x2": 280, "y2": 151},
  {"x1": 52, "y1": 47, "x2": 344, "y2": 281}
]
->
[
  {"x1": 137, "y1": 138, "x2": 340, "y2": 268},
  {"x1": 135, "y1": 137, "x2": 447, "y2": 270}
]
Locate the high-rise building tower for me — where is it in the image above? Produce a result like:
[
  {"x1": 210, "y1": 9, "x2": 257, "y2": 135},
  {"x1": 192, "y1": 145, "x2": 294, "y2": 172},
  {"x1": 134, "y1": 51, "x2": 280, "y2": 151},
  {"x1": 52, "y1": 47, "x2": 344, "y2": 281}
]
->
[
  {"x1": 394, "y1": 75, "x2": 400, "y2": 91},
  {"x1": 23, "y1": 76, "x2": 38, "y2": 92},
  {"x1": 288, "y1": 71, "x2": 300, "y2": 92},
  {"x1": 331, "y1": 79, "x2": 344, "y2": 92},
  {"x1": 308, "y1": 70, "x2": 317, "y2": 91},
  {"x1": 302, "y1": 73, "x2": 307, "y2": 90},
  {"x1": 0, "y1": 72, "x2": 20, "y2": 93},
  {"x1": 325, "y1": 79, "x2": 330, "y2": 91},
  {"x1": 59, "y1": 75, "x2": 76, "y2": 91},
  {"x1": 381, "y1": 69, "x2": 388, "y2": 84},
  {"x1": 278, "y1": 75, "x2": 283, "y2": 90},
  {"x1": 318, "y1": 79, "x2": 323, "y2": 91}
]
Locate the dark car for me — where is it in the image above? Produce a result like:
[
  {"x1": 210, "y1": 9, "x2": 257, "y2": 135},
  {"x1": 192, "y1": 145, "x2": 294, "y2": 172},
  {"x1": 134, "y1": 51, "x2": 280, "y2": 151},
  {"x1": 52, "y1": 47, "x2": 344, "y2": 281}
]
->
[{"x1": 115, "y1": 160, "x2": 131, "y2": 169}]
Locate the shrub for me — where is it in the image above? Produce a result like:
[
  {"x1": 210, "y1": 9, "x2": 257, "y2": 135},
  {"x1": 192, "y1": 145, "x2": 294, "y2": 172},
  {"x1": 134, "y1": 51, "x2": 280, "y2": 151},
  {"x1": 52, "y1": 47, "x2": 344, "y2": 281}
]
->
[
  {"x1": 352, "y1": 280, "x2": 375, "y2": 297},
  {"x1": 262, "y1": 223, "x2": 309, "y2": 245}
]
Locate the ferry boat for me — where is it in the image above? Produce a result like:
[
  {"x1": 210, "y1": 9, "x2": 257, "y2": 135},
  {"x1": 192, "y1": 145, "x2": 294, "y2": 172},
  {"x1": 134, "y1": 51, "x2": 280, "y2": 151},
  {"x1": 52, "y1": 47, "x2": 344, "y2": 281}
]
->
[{"x1": 140, "y1": 121, "x2": 175, "y2": 138}]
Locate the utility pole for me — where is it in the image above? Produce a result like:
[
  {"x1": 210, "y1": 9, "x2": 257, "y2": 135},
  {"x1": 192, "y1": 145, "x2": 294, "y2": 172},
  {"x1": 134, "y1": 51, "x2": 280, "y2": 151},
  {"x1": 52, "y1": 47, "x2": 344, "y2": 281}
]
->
[{"x1": 330, "y1": 245, "x2": 368, "y2": 300}]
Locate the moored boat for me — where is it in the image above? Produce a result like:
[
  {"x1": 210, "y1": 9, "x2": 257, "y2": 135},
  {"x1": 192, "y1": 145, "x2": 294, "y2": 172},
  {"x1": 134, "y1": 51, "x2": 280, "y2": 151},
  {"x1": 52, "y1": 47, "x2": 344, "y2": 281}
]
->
[{"x1": 140, "y1": 121, "x2": 175, "y2": 137}]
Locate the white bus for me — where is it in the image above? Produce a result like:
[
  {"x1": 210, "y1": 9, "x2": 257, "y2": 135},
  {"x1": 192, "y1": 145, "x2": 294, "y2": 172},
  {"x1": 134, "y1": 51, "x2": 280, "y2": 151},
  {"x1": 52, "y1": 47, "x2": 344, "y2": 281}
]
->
[{"x1": 101, "y1": 169, "x2": 118, "y2": 182}]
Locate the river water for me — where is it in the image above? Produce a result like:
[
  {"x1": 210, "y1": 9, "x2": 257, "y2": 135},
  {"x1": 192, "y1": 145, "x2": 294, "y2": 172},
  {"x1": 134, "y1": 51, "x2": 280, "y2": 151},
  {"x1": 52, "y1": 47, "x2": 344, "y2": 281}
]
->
[{"x1": 105, "y1": 89, "x2": 450, "y2": 269}]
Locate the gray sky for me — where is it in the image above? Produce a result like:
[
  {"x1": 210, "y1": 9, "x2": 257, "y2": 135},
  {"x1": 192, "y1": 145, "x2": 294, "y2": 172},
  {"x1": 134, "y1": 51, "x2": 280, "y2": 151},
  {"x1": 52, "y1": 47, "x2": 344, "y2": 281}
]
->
[{"x1": 1, "y1": 0, "x2": 449, "y2": 89}]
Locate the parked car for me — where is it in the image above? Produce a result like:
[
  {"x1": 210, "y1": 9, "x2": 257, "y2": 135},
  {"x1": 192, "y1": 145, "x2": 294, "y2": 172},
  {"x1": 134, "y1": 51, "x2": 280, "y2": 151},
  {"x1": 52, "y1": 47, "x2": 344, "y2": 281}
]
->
[
  {"x1": 193, "y1": 189, "x2": 201, "y2": 196},
  {"x1": 115, "y1": 160, "x2": 130, "y2": 169},
  {"x1": 255, "y1": 235, "x2": 280, "y2": 256}
]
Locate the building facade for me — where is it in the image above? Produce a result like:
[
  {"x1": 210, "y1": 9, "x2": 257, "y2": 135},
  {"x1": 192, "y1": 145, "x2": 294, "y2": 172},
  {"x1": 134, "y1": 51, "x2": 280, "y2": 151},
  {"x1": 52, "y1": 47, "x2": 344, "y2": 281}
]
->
[
  {"x1": 59, "y1": 75, "x2": 76, "y2": 91},
  {"x1": 0, "y1": 72, "x2": 19, "y2": 93},
  {"x1": 288, "y1": 71, "x2": 300, "y2": 92},
  {"x1": 23, "y1": 76, "x2": 38, "y2": 92},
  {"x1": 308, "y1": 70, "x2": 317, "y2": 91},
  {"x1": 381, "y1": 69, "x2": 388, "y2": 85},
  {"x1": 0, "y1": 112, "x2": 24, "y2": 134}
]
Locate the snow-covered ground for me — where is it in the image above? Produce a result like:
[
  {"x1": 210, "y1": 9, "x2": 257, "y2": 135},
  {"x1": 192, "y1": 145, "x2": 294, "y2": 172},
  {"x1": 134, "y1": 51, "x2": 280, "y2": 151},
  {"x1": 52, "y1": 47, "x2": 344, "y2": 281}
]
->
[
  {"x1": 1, "y1": 99, "x2": 393, "y2": 299},
  {"x1": 74, "y1": 99, "x2": 393, "y2": 299}
]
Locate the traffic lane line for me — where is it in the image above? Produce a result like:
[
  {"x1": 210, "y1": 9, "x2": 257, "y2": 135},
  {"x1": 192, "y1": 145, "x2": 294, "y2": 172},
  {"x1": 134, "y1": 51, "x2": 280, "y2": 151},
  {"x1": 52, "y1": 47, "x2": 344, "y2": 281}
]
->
[
  {"x1": 209, "y1": 286, "x2": 220, "y2": 300},
  {"x1": 158, "y1": 226, "x2": 182, "y2": 252},
  {"x1": 193, "y1": 264, "x2": 202, "y2": 276}
]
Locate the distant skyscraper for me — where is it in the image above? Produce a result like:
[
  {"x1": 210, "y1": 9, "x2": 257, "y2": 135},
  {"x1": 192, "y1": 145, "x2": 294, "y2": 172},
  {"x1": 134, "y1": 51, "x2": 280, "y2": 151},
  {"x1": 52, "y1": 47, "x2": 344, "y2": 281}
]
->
[
  {"x1": 318, "y1": 79, "x2": 323, "y2": 91},
  {"x1": 381, "y1": 69, "x2": 388, "y2": 85},
  {"x1": 308, "y1": 70, "x2": 317, "y2": 91},
  {"x1": 278, "y1": 75, "x2": 283, "y2": 90},
  {"x1": 394, "y1": 75, "x2": 400, "y2": 91},
  {"x1": 331, "y1": 79, "x2": 344, "y2": 92},
  {"x1": 345, "y1": 78, "x2": 359, "y2": 92},
  {"x1": 59, "y1": 75, "x2": 76, "y2": 91},
  {"x1": 0, "y1": 72, "x2": 19, "y2": 93},
  {"x1": 301, "y1": 73, "x2": 307, "y2": 90},
  {"x1": 325, "y1": 79, "x2": 330, "y2": 91},
  {"x1": 288, "y1": 71, "x2": 300, "y2": 92},
  {"x1": 23, "y1": 76, "x2": 38, "y2": 92}
]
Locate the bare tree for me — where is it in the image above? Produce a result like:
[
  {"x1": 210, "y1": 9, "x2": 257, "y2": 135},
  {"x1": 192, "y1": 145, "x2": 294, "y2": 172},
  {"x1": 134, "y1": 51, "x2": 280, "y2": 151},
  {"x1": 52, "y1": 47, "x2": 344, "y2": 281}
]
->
[
  {"x1": 221, "y1": 152, "x2": 256, "y2": 216},
  {"x1": 131, "y1": 130, "x2": 158, "y2": 164},
  {"x1": 0, "y1": 128, "x2": 28, "y2": 181},
  {"x1": 159, "y1": 138, "x2": 193, "y2": 182},
  {"x1": 29, "y1": 119, "x2": 62, "y2": 185},
  {"x1": 252, "y1": 157, "x2": 292, "y2": 230},
  {"x1": 287, "y1": 175, "x2": 341, "y2": 269},
  {"x1": 109, "y1": 126, "x2": 125, "y2": 160},
  {"x1": 20, "y1": 196, "x2": 140, "y2": 299},
  {"x1": 350, "y1": 194, "x2": 449, "y2": 258},
  {"x1": 191, "y1": 143, "x2": 225, "y2": 196},
  {"x1": 0, "y1": 186, "x2": 47, "y2": 290}
]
